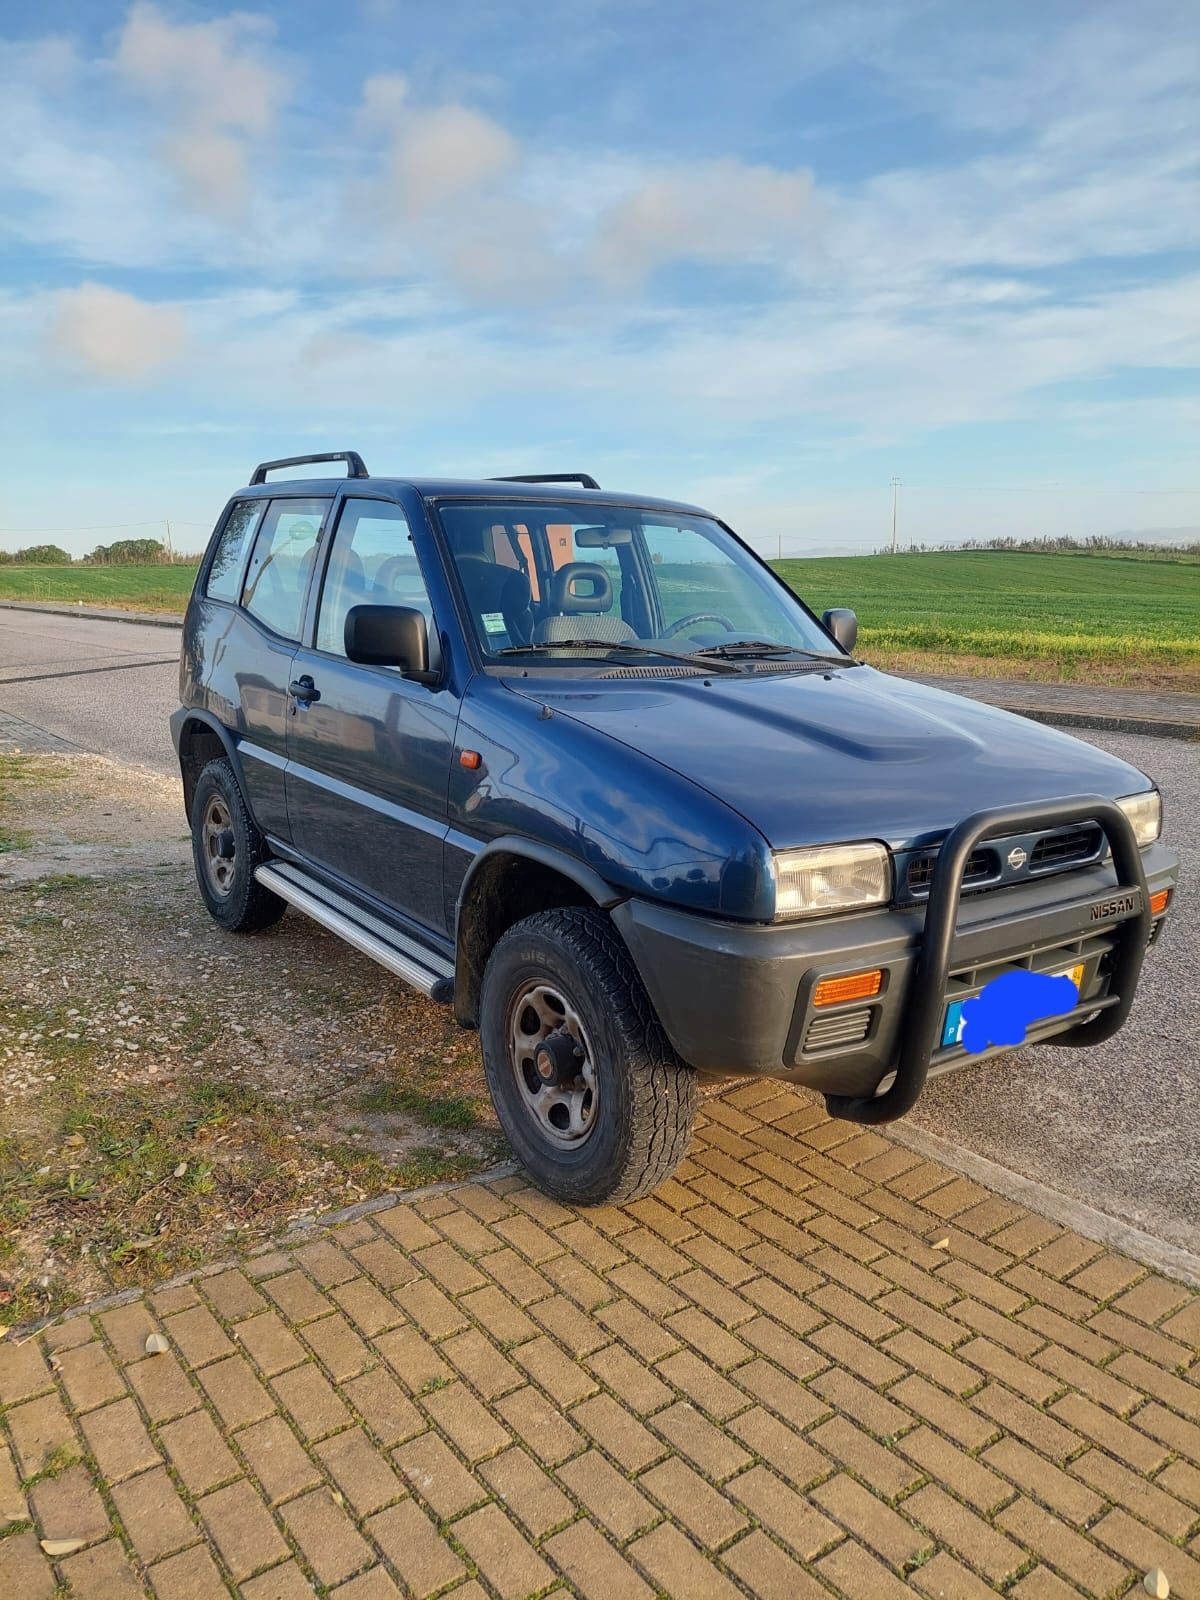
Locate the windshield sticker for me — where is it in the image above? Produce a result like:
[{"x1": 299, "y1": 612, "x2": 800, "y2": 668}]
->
[{"x1": 482, "y1": 612, "x2": 507, "y2": 634}]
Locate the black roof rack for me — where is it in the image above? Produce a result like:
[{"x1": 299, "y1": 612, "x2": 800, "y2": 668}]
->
[
  {"x1": 490, "y1": 473, "x2": 601, "y2": 490},
  {"x1": 250, "y1": 451, "x2": 369, "y2": 485}
]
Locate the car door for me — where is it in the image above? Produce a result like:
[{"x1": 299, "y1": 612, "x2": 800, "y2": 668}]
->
[{"x1": 285, "y1": 495, "x2": 458, "y2": 934}]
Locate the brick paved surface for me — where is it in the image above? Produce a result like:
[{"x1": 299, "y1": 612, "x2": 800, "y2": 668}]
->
[{"x1": 2, "y1": 1083, "x2": 1198, "y2": 1599}]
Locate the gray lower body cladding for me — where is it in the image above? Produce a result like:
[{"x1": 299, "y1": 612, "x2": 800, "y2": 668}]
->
[{"x1": 612, "y1": 840, "x2": 1178, "y2": 1100}]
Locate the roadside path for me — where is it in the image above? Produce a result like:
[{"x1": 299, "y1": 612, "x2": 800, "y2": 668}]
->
[{"x1": 3, "y1": 1086, "x2": 1199, "y2": 1600}]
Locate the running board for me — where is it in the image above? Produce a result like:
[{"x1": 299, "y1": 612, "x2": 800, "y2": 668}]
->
[{"x1": 255, "y1": 863, "x2": 454, "y2": 1002}]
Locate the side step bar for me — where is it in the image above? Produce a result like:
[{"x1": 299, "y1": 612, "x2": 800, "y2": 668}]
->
[{"x1": 255, "y1": 863, "x2": 454, "y2": 1003}]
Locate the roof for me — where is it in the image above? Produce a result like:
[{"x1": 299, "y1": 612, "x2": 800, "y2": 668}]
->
[{"x1": 235, "y1": 474, "x2": 712, "y2": 518}]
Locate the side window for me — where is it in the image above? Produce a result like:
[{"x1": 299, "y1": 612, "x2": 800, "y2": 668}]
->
[
  {"x1": 206, "y1": 501, "x2": 263, "y2": 602},
  {"x1": 316, "y1": 499, "x2": 431, "y2": 658},
  {"x1": 241, "y1": 498, "x2": 330, "y2": 641}
]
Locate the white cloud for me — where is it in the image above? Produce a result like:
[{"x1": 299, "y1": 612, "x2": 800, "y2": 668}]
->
[
  {"x1": 593, "y1": 158, "x2": 818, "y2": 289},
  {"x1": 49, "y1": 282, "x2": 187, "y2": 381},
  {"x1": 115, "y1": 3, "x2": 290, "y2": 216},
  {"x1": 381, "y1": 102, "x2": 519, "y2": 216},
  {"x1": 116, "y1": 3, "x2": 285, "y2": 133}
]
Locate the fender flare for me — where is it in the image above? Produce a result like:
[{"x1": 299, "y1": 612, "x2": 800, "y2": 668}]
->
[
  {"x1": 453, "y1": 837, "x2": 622, "y2": 1025},
  {"x1": 173, "y1": 709, "x2": 253, "y2": 824}
]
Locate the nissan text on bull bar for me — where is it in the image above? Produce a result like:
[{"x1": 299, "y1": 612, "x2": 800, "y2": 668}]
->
[{"x1": 170, "y1": 453, "x2": 1179, "y2": 1202}]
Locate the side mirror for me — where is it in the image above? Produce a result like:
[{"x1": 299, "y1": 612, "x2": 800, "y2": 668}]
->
[
  {"x1": 821, "y1": 607, "x2": 858, "y2": 653},
  {"x1": 344, "y1": 605, "x2": 438, "y2": 683}
]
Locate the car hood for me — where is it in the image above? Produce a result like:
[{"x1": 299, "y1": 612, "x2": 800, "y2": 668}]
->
[{"x1": 509, "y1": 666, "x2": 1151, "y2": 850}]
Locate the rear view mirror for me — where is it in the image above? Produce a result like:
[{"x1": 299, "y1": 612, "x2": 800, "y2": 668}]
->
[
  {"x1": 575, "y1": 526, "x2": 633, "y2": 547},
  {"x1": 821, "y1": 607, "x2": 858, "y2": 653},
  {"x1": 345, "y1": 605, "x2": 438, "y2": 683}
]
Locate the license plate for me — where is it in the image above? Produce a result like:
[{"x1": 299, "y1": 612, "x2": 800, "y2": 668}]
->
[{"x1": 941, "y1": 962, "x2": 1085, "y2": 1049}]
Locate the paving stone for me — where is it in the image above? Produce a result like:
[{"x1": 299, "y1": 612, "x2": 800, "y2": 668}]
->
[
  {"x1": 163, "y1": 1305, "x2": 235, "y2": 1368},
  {"x1": 159, "y1": 1408, "x2": 240, "y2": 1494},
  {"x1": 110, "y1": 1466, "x2": 199, "y2": 1563},
  {"x1": 80, "y1": 1397, "x2": 161, "y2": 1483},
  {"x1": 58, "y1": 1538, "x2": 145, "y2": 1599},
  {"x1": 271, "y1": 1361, "x2": 352, "y2": 1440},
  {"x1": 343, "y1": 1368, "x2": 424, "y2": 1449},
  {"x1": 394, "y1": 1431, "x2": 487, "y2": 1518},
  {"x1": 29, "y1": 1462, "x2": 111, "y2": 1545},
  {"x1": 0, "y1": 1530, "x2": 57, "y2": 1600},
  {"x1": 128, "y1": 1352, "x2": 201, "y2": 1423},
  {"x1": 280, "y1": 1485, "x2": 373, "y2": 1586},
  {"x1": 241, "y1": 1560, "x2": 321, "y2": 1598},
  {"x1": 544, "y1": 1519, "x2": 656, "y2": 1600},
  {"x1": 150, "y1": 1543, "x2": 230, "y2": 1600},
  {"x1": 365, "y1": 1499, "x2": 467, "y2": 1597},
  {"x1": 202, "y1": 1268, "x2": 268, "y2": 1322},
  {"x1": 722, "y1": 1529, "x2": 832, "y2": 1600},
  {"x1": 630, "y1": 1521, "x2": 745, "y2": 1600},
  {"x1": 235, "y1": 1310, "x2": 308, "y2": 1377},
  {"x1": 198, "y1": 1353, "x2": 276, "y2": 1429},
  {"x1": 556, "y1": 1449, "x2": 656, "y2": 1541},
  {"x1": 0, "y1": 1336, "x2": 52, "y2": 1404},
  {"x1": 640, "y1": 1456, "x2": 749, "y2": 1548},
  {"x1": 727, "y1": 1463, "x2": 841, "y2": 1560},
  {"x1": 56, "y1": 1341, "x2": 127, "y2": 1412},
  {"x1": 420, "y1": 1381, "x2": 511, "y2": 1461},
  {"x1": 198, "y1": 1478, "x2": 291, "y2": 1581},
  {"x1": 315, "y1": 1426, "x2": 406, "y2": 1516},
  {"x1": 452, "y1": 1503, "x2": 554, "y2": 1600},
  {"x1": 236, "y1": 1414, "x2": 322, "y2": 1504},
  {"x1": 330, "y1": 1277, "x2": 404, "y2": 1337},
  {"x1": 478, "y1": 1444, "x2": 572, "y2": 1537}
]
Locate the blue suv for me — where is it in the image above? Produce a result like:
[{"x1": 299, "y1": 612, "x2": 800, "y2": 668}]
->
[{"x1": 172, "y1": 452, "x2": 1177, "y2": 1202}]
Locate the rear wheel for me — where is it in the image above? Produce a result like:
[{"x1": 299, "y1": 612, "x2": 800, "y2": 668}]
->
[
  {"x1": 190, "y1": 758, "x2": 286, "y2": 933},
  {"x1": 480, "y1": 907, "x2": 696, "y2": 1204}
]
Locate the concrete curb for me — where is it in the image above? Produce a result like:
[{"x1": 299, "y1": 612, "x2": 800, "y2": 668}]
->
[
  {"x1": 0, "y1": 599, "x2": 184, "y2": 629},
  {"x1": 981, "y1": 703, "x2": 1199, "y2": 743},
  {"x1": 890, "y1": 1121, "x2": 1200, "y2": 1288}
]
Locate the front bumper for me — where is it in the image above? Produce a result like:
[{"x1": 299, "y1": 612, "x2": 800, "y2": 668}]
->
[{"x1": 612, "y1": 799, "x2": 1178, "y2": 1122}]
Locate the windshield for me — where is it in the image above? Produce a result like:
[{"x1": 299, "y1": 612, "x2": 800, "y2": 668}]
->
[{"x1": 435, "y1": 501, "x2": 840, "y2": 665}]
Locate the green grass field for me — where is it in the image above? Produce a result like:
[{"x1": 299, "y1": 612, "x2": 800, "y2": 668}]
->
[
  {"x1": 0, "y1": 548, "x2": 1195, "y2": 684},
  {"x1": 0, "y1": 564, "x2": 196, "y2": 612},
  {"x1": 772, "y1": 549, "x2": 1199, "y2": 681}
]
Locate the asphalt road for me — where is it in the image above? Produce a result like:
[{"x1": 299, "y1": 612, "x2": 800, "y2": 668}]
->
[
  {"x1": 0, "y1": 607, "x2": 180, "y2": 771},
  {"x1": 1, "y1": 608, "x2": 1195, "y2": 1254}
]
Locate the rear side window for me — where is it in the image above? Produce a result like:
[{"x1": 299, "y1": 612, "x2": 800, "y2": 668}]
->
[
  {"x1": 241, "y1": 498, "x2": 330, "y2": 640},
  {"x1": 206, "y1": 501, "x2": 263, "y2": 602}
]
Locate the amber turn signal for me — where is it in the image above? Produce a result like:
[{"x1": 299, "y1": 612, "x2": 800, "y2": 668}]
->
[
  {"x1": 813, "y1": 968, "x2": 884, "y2": 1007},
  {"x1": 459, "y1": 750, "x2": 482, "y2": 770},
  {"x1": 1150, "y1": 887, "x2": 1170, "y2": 916}
]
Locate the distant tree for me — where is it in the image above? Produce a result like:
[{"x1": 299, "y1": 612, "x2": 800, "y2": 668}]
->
[
  {"x1": 86, "y1": 538, "x2": 167, "y2": 565},
  {"x1": 12, "y1": 543, "x2": 72, "y2": 564}
]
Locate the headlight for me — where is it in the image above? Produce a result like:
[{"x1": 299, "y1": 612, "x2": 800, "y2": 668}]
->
[
  {"x1": 772, "y1": 841, "x2": 892, "y2": 920},
  {"x1": 1116, "y1": 790, "x2": 1161, "y2": 848}
]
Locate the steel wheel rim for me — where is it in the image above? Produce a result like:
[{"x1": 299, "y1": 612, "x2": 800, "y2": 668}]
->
[
  {"x1": 507, "y1": 980, "x2": 598, "y2": 1149},
  {"x1": 201, "y1": 795, "x2": 236, "y2": 898}
]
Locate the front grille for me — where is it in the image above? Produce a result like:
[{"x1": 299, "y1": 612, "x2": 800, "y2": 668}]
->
[
  {"x1": 1029, "y1": 825, "x2": 1102, "y2": 870},
  {"x1": 907, "y1": 847, "x2": 997, "y2": 894},
  {"x1": 805, "y1": 1008, "x2": 872, "y2": 1051}
]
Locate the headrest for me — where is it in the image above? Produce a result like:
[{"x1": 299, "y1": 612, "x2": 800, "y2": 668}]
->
[{"x1": 551, "y1": 562, "x2": 612, "y2": 614}]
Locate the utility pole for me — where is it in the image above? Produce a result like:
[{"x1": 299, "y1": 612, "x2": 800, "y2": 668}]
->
[
  {"x1": 777, "y1": 533, "x2": 782, "y2": 561},
  {"x1": 164, "y1": 519, "x2": 174, "y2": 563},
  {"x1": 890, "y1": 476, "x2": 901, "y2": 553}
]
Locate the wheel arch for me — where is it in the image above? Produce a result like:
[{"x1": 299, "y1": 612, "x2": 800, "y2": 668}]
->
[
  {"x1": 453, "y1": 839, "x2": 622, "y2": 1027},
  {"x1": 176, "y1": 712, "x2": 248, "y2": 825}
]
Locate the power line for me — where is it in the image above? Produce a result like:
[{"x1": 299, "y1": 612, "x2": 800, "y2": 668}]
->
[{"x1": 0, "y1": 520, "x2": 209, "y2": 534}]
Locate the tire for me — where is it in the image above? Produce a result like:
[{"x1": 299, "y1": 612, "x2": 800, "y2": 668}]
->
[
  {"x1": 480, "y1": 906, "x2": 696, "y2": 1204},
  {"x1": 190, "y1": 757, "x2": 286, "y2": 933}
]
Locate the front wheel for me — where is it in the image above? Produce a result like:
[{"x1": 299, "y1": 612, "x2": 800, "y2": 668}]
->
[{"x1": 479, "y1": 907, "x2": 696, "y2": 1204}]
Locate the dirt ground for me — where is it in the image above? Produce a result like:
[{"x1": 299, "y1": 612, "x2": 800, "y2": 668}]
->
[{"x1": 0, "y1": 755, "x2": 503, "y2": 1331}]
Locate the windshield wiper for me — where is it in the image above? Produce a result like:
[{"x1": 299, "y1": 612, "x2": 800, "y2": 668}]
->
[
  {"x1": 495, "y1": 638, "x2": 745, "y2": 675},
  {"x1": 690, "y1": 639, "x2": 851, "y2": 666}
]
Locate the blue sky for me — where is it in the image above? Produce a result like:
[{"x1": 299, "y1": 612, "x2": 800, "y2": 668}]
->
[{"x1": 1, "y1": 0, "x2": 1197, "y2": 557}]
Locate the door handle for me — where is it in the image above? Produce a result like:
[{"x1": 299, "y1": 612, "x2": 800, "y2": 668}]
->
[{"x1": 289, "y1": 675, "x2": 320, "y2": 706}]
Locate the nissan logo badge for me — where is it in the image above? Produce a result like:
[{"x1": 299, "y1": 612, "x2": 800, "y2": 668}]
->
[{"x1": 1008, "y1": 846, "x2": 1028, "y2": 870}]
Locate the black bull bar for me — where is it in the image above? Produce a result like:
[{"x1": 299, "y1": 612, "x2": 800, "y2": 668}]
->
[{"x1": 825, "y1": 796, "x2": 1151, "y2": 1126}]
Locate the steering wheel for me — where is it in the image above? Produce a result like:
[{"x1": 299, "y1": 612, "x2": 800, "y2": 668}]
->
[{"x1": 662, "y1": 612, "x2": 737, "y2": 639}]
